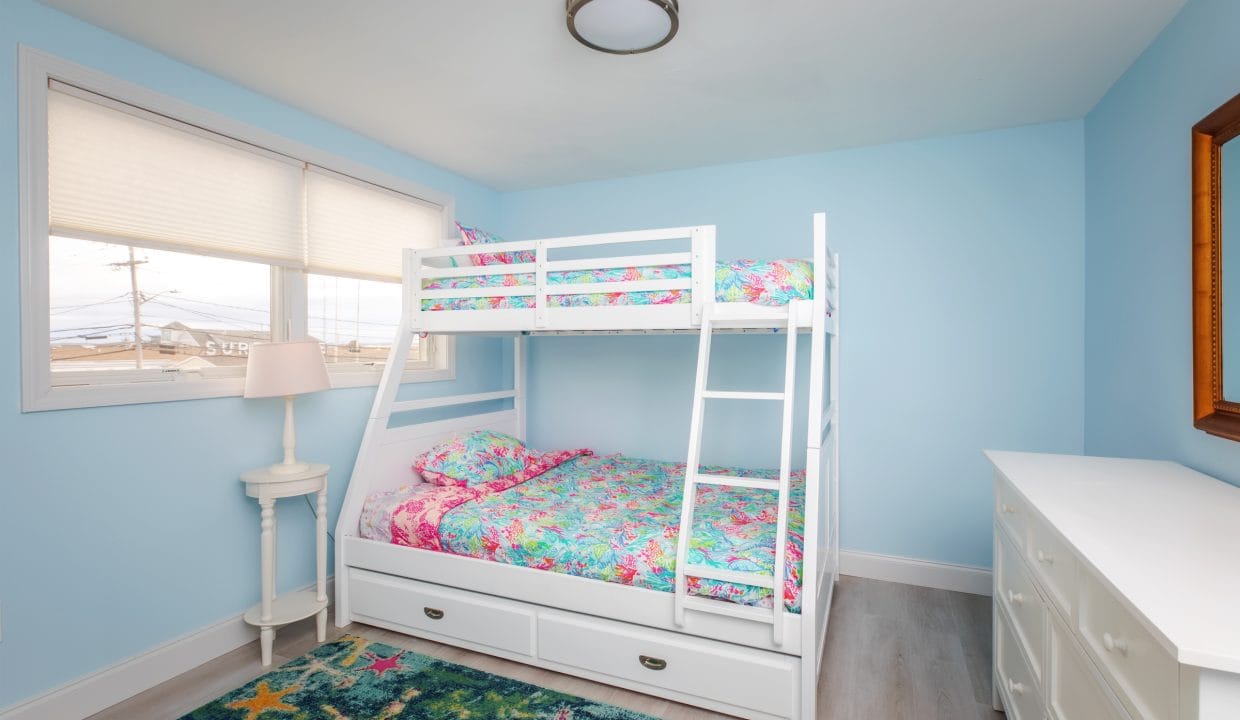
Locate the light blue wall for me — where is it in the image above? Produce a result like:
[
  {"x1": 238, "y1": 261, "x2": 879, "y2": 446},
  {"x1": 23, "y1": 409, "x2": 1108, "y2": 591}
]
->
[
  {"x1": 1083, "y1": 0, "x2": 1240, "y2": 485},
  {"x1": 501, "y1": 120, "x2": 1087, "y2": 571},
  {"x1": 0, "y1": 0, "x2": 506, "y2": 708}
]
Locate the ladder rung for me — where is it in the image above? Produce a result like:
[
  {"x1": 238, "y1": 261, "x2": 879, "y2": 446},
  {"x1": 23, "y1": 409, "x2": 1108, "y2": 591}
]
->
[
  {"x1": 694, "y1": 473, "x2": 780, "y2": 490},
  {"x1": 701, "y1": 390, "x2": 784, "y2": 401},
  {"x1": 683, "y1": 564, "x2": 775, "y2": 589},
  {"x1": 681, "y1": 595, "x2": 774, "y2": 623}
]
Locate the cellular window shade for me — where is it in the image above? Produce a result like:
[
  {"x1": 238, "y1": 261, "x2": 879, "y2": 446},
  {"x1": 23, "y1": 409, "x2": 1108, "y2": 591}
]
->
[
  {"x1": 47, "y1": 84, "x2": 305, "y2": 267},
  {"x1": 305, "y1": 166, "x2": 442, "y2": 281}
]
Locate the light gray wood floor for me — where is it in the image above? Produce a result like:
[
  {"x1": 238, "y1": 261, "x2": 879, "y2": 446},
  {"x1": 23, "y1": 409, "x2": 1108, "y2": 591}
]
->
[{"x1": 89, "y1": 576, "x2": 1002, "y2": 720}]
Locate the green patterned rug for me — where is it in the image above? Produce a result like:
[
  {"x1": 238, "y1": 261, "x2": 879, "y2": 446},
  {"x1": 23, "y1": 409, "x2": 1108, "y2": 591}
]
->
[{"x1": 181, "y1": 635, "x2": 657, "y2": 719}]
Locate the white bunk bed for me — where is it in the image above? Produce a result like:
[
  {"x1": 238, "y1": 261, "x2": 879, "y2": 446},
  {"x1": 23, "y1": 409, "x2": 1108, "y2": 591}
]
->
[{"x1": 335, "y1": 213, "x2": 840, "y2": 720}]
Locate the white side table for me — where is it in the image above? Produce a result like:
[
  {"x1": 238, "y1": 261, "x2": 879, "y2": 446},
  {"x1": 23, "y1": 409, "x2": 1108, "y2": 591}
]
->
[{"x1": 240, "y1": 463, "x2": 329, "y2": 666}]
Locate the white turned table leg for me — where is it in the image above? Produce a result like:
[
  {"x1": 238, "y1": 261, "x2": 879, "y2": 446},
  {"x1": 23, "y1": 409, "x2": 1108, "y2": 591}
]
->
[
  {"x1": 260, "y1": 498, "x2": 275, "y2": 622},
  {"x1": 259, "y1": 497, "x2": 275, "y2": 666},
  {"x1": 271, "y1": 507, "x2": 277, "y2": 599},
  {"x1": 315, "y1": 486, "x2": 327, "y2": 641},
  {"x1": 260, "y1": 626, "x2": 274, "y2": 667}
]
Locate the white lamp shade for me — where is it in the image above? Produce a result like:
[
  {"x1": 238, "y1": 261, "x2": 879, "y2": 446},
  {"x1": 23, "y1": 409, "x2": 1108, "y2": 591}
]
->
[{"x1": 243, "y1": 340, "x2": 331, "y2": 398}]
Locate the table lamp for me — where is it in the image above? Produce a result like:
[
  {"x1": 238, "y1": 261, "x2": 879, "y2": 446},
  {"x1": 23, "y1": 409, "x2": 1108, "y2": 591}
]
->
[{"x1": 244, "y1": 340, "x2": 331, "y2": 474}]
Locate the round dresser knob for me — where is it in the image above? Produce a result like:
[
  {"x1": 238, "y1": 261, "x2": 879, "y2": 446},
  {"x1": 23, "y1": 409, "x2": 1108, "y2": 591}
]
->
[
  {"x1": 1103, "y1": 632, "x2": 1129, "y2": 655},
  {"x1": 1001, "y1": 503, "x2": 1016, "y2": 514},
  {"x1": 1007, "y1": 590, "x2": 1024, "y2": 606},
  {"x1": 1036, "y1": 549, "x2": 1054, "y2": 565},
  {"x1": 1008, "y1": 678, "x2": 1026, "y2": 695}
]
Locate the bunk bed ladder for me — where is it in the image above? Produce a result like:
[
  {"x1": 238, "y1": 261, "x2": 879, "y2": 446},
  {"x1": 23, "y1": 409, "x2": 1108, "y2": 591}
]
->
[{"x1": 673, "y1": 305, "x2": 799, "y2": 646}]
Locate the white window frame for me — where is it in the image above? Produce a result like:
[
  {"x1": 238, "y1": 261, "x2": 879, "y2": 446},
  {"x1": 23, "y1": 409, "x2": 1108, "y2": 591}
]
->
[{"x1": 19, "y1": 46, "x2": 456, "y2": 412}]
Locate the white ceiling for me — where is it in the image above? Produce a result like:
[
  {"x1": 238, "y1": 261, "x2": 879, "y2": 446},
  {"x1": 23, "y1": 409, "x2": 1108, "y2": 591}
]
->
[{"x1": 42, "y1": 0, "x2": 1185, "y2": 191}]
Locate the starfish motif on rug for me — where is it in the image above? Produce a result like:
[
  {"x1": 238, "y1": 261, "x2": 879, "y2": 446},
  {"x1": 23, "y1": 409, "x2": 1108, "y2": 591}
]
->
[
  {"x1": 224, "y1": 680, "x2": 300, "y2": 720},
  {"x1": 337, "y1": 635, "x2": 369, "y2": 667},
  {"x1": 361, "y1": 650, "x2": 404, "y2": 677},
  {"x1": 280, "y1": 655, "x2": 356, "y2": 689}
]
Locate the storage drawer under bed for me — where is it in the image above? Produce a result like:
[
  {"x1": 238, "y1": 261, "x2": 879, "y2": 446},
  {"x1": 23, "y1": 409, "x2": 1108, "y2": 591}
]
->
[
  {"x1": 538, "y1": 609, "x2": 799, "y2": 718},
  {"x1": 348, "y1": 568, "x2": 536, "y2": 657}
]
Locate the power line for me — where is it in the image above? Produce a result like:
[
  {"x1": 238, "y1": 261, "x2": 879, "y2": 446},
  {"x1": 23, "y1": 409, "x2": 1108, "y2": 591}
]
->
[
  {"x1": 170, "y1": 295, "x2": 270, "y2": 314},
  {"x1": 50, "y1": 293, "x2": 132, "y2": 315}
]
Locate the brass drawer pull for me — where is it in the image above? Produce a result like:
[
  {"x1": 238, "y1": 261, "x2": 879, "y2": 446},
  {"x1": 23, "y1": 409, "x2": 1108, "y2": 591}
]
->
[
  {"x1": 638, "y1": 655, "x2": 667, "y2": 671},
  {"x1": 424, "y1": 607, "x2": 444, "y2": 620}
]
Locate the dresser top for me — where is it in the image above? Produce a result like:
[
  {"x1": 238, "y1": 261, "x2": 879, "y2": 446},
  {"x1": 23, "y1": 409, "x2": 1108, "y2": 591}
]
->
[{"x1": 985, "y1": 450, "x2": 1240, "y2": 673}]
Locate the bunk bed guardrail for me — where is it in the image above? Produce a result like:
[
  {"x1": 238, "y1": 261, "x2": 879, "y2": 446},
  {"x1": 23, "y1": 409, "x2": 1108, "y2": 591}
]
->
[{"x1": 406, "y1": 225, "x2": 717, "y2": 332}]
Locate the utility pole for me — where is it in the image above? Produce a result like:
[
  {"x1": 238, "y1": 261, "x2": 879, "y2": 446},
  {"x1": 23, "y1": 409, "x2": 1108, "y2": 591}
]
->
[{"x1": 110, "y1": 246, "x2": 148, "y2": 369}]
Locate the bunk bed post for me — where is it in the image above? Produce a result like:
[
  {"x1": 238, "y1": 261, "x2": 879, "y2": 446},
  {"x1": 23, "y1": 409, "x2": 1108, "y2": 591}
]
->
[
  {"x1": 799, "y1": 211, "x2": 832, "y2": 720},
  {"x1": 830, "y1": 252, "x2": 840, "y2": 583},
  {"x1": 333, "y1": 249, "x2": 420, "y2": 627},
  {"x1": 535, "y1": 240, "x2": 548, "y2": 328},
  {"x1": 407, "y1": 247, "x2": 422, "y2": 332},
  {"x1": 690, "y1": 226, "x2": 715, "y2": 325},
  {"x1": 513, "y1": 335, "x2": 526, "y2": 441}
]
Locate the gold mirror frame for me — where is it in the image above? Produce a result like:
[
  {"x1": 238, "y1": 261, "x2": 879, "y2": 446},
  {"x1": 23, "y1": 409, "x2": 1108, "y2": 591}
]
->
[{"x1": 1192, "y1": 91, "x2": 1240, "y2": 441}]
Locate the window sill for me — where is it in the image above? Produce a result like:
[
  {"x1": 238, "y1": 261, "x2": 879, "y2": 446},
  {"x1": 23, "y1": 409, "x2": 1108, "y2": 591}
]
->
[{"x1": 24, "y1": 365, "x2": 456, "y2": 412}]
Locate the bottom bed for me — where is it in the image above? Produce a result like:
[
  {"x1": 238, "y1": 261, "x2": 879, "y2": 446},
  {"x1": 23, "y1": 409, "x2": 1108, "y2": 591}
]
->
[
  {"x1": 359, "y1": 452, "x2": 806, "y2": 614},
  {"x1": 346, "y1": 452, "x2": 820, "y2": 719}
]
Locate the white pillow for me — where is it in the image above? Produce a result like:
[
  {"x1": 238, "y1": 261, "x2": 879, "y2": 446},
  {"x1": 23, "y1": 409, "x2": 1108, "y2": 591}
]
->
[{"x1": 422, "y1": 232, "x2": 471, "y2": 269}]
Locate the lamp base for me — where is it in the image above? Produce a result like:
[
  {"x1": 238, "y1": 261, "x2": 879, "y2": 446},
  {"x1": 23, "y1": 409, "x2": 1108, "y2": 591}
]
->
[{"x1": 267, "y1": 461, "x2": 311, "y2": 475}]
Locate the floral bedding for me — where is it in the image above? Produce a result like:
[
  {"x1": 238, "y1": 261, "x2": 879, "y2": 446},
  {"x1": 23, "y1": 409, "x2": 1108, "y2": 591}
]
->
[
  {"x1": 360, "y1": 453, "x2": 805, "y2": 613},
  {"x1": 413, "y1": 429, "x2": 529, "y2": 486},
  {"x1": 420, "y1": 258, "x2": 814, "y2": 312}
]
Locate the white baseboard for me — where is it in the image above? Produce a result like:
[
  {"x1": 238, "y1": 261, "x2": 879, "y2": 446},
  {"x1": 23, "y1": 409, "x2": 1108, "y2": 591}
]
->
[
  {"x1": 0, "y1": 580, "x2": 332, "y2": 720},
  {"x1": 839, "y1": 550, "x2": 992, "y2": 596}
]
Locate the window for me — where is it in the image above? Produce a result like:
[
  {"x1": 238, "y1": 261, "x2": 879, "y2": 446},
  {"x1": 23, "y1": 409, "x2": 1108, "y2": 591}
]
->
[
  {"x1": 308, "y1": 274, "x2": 430, "y2": 372},
  {"x1": 50, "y1": 237, "x2": 271, "y2": 384},
  {"x1": 21, "y1": 49, "x2": 456, "y2": 411}
]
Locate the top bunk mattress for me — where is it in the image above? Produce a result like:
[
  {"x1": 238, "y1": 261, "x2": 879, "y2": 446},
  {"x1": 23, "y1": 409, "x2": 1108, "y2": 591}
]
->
[
  {"x1": 360, "y1": 453, "x2": 806, "y2": 613},
  {"x1": 421, "y1": 258, "x2": 814, "y2": 312}
]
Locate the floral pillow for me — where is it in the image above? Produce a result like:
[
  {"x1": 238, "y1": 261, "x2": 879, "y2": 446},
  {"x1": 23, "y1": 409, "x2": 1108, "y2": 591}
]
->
[
  {"x1": 413, "y1": 430, "x2": 532, "y2": 486},
  {"x1": 456, "y1": 222, "x2": 535, "y2": 266}
]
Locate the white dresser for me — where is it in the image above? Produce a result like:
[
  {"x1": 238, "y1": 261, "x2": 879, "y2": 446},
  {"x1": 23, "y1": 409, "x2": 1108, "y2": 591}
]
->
[{"x1": 986, "y1": 451, "x2": 1240, "y2": 720}]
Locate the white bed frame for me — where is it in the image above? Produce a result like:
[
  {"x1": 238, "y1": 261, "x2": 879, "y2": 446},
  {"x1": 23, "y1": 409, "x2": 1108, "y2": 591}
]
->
[{"x1": 335, "y1": 214, "x2": 839, "y2": 720}]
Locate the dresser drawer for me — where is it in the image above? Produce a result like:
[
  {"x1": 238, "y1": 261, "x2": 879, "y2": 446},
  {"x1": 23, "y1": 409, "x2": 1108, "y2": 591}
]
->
[
  {"x1": 1078, "y1": 571, "x2": 1178, "y2": 720},
  {"x1": 995, "y1": 475, "x2": 1029, "y2": 549},
  {"x1": 538, "y1": 610, "x2": 797, "y2": 718},
  {"x1": 1048, "y1": 613, "x2": 1130, "y2": 720},
  {"x1": 997, "y1": 609, "x2": 1045, "y2": 720},
  {"x1": 996, "y1": 528, "x2": 1046, "y2": 682},
  {"x1": 1025, "y1": 510, "x2": 1077, "y2": 619},
  {"x1": 349, "y1": 569, "x2": 535, "y2": 657}
]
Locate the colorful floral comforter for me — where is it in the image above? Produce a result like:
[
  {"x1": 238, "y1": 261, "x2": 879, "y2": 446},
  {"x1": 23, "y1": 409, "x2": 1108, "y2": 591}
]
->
[
  {"x1": 421, "y1": 259, "x2": 814, "y2": 311},
  {"x1": 360, "y1": 453, "x2": 805, "y2": 613}
]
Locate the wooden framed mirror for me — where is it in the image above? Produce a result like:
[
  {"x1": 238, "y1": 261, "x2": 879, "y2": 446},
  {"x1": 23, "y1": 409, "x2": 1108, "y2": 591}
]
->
[{"x1": 1192, "y1": 91, "x2": 1240, "y2": 441}]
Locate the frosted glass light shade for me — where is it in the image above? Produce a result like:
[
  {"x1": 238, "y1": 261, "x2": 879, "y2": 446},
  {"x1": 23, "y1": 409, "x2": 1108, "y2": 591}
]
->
[
  {"x1": 243, "y1": 341, "x2": 331, "y2": 399},
  {"x1": 567, "y1": 0, "x2": 679, "y2": 55}
]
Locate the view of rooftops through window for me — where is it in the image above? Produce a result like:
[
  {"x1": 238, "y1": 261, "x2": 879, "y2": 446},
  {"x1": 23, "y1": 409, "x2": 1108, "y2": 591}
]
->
[{"x1": 50, "y1": 236, "x2": 414, "y2": 377}]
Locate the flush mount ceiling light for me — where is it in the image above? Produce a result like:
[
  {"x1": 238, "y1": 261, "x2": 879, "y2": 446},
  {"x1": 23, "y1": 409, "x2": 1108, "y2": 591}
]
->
[{"x1": 566, "y1": 0, "x2": 679, "y2": 55}]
